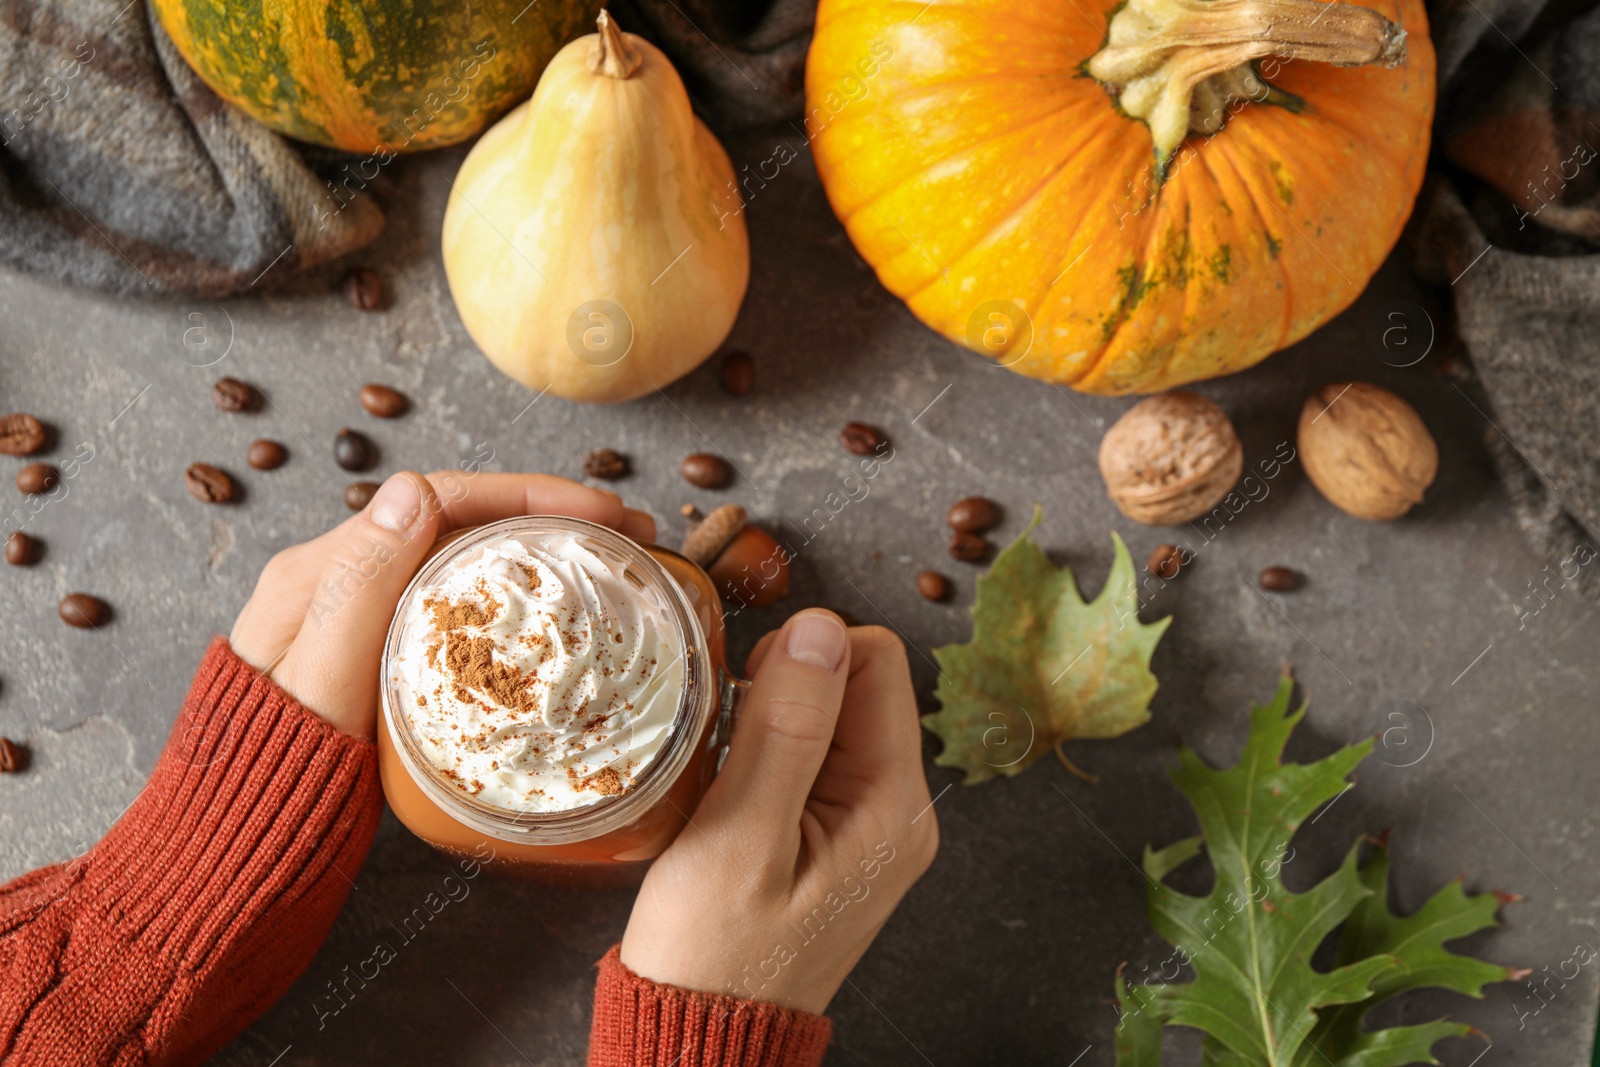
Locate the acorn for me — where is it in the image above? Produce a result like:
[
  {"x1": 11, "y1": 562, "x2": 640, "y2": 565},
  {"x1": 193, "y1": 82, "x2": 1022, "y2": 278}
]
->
[{"x1": 681, "y1": 504, "x2": 791, "y2": 609}]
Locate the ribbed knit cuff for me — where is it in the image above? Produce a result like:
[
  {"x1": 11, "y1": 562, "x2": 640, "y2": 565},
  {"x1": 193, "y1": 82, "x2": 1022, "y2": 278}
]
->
[
  {"x1": 78, "y1": 637, "x2": 383, "y2": 971},
  {"x1": 588, "y1": 946, "x2": 832, "y2": 1067}
]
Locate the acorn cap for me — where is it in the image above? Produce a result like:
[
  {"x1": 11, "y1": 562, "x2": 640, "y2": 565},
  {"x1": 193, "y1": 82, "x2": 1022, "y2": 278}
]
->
[{"x1": 680, "y1": 503, "x2": 747, "y2": 566}]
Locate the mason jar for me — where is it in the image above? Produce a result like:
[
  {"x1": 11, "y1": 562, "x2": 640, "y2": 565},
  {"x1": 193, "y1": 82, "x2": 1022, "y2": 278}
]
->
[{"x1": 376, "y1": 515, "x2": 743, "y2": 884}]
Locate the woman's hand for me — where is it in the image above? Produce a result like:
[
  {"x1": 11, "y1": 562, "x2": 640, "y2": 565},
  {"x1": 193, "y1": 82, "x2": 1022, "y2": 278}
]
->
[
  {"x1": 620, "y1": 609, "x2": 939, "y2": 1014},
  {"x1": 229, "y1": 470, "x2": 656, "y2": 739}
]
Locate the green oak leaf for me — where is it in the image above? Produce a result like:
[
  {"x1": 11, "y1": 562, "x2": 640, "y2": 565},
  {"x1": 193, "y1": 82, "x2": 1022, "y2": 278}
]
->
[
  {"x1": 923, "y1": 508, "x2": 1169, "y2": 784},
  {"x1": 1294, "y1": 840, "x2": 1520, "y2": 1067},
  {"x1": 1117, "y1": 676, "x2": 1521, "y2": 1067}
]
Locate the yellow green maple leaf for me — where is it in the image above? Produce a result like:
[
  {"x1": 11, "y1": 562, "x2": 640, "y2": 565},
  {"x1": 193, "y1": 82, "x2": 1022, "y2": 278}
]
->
[{"x1": 924, "y1": 507, "x2": 1169, "y2": 784}]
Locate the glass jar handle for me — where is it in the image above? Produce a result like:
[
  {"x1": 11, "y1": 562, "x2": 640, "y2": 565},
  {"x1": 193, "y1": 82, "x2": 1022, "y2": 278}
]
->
[{"x1": 713, "y1": 669, "x2": 749, "y2": 772}]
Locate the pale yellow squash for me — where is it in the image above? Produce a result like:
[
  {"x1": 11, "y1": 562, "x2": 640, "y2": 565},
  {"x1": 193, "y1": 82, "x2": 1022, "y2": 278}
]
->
[{"x1": 443, "y1": 12, "x2": 749, "y2": 403}]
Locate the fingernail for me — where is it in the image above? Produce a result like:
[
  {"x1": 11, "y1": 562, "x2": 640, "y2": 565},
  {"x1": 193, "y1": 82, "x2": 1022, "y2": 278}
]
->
[
  {"x1": 370, "y1": 474, "x2": 422, "y2": 533},
  {"x1": 786, "y1": 613, "x2": 846, "y2": 671}
]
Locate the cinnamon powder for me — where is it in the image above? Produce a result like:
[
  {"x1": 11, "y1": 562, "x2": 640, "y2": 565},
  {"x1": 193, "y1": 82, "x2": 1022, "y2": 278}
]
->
[
  {"x1": 426, "y1": 593, "x2": 535, "y2": 714},
  {"x1": 444, "y1": 631, "x2": 532, "y2": 712},
  {"x1": 428, "y1": 596, "x2": 497, "y2": 632},
  {"x1": 571, "y1": 766, "x2": 627, "y2": 796}
]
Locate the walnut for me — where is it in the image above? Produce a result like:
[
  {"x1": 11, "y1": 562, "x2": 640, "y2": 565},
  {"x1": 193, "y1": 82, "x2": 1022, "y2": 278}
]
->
[
  {"x1": 1298, "y1": 382, "x2": 1437, "y2": 521},
  {"x1": 1098, "y1": 392, "x2": 1243, "y2": 525}
]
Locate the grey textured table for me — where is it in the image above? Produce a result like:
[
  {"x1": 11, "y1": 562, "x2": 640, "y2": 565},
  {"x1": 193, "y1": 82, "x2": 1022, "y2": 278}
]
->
[{"x1": 2, "y1": 133, "x2": 1597, "y2": 1066}]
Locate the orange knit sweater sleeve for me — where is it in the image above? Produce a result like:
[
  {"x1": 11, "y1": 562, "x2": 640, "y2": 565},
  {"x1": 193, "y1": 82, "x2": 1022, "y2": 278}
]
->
[
  {"x1": 588, "y1": 947, "x2": 832, "y2": 1067},
  {"x1": 0, "y1": 638, "x2": 384, "y2": 1066},
  {"x1": 0, "y1": 638, "x2": 832, "y2": 1067}
]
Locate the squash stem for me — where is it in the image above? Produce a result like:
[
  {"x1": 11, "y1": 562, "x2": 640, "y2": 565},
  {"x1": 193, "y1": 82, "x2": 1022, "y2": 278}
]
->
[
  {"x1": 591, "y1": 10, "x2": 643, "y2": 80},
  {"x1": 1088, "y1": 0, "x2": 1406, "y2": 175}
]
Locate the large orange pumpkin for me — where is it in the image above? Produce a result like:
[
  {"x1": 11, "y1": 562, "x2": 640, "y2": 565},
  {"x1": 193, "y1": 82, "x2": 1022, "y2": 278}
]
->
[{"x1": 806, "y1": 0, "x2": 1435, "y2": 394}]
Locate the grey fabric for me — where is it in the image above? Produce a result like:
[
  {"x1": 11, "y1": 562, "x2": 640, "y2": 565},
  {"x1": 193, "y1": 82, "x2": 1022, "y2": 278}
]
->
[
  {"x1": 612, "y1": 0, "x2": 814, "y2": 128},
  {"x1": 1421, "y1": 0, "x2": 1600, "y2": 589},
  {"x1": 0, "y1": 0, "x2": 383, "y2": 296},
  {"x1": 1429, "y1": 0, "x2": 1554, "y2": 83},
  {"x1": 1439, "y1": 3, "x2": 1600, "y2": 245},
  {"x1": 1413, "y1": 180, "x2": 1600, "y2": 599}
]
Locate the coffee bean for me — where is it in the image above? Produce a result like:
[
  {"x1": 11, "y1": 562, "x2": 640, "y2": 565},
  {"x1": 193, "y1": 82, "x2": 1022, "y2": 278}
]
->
[
  {"x1": 0, "y1": 413, "x2": 45, "y2": 455},
  {"x1": 948, "y1": 531, "x2": 989, "y2": 563},
  {"x1": 211, "y1": 377, "x2": 256, "y2": 413},
  {"x1": 719, "y1": 351, "x2": 754, "y2": 396},
  {"x1": 247, "y1": 439, "x2": 287, "y2": 470},
  {"x1": 345, "y1": 480, "x2": 380, "y2": 510},
  {"x1": 841, "y1": 422, "x2": 886, "y2": 456},
  {"x1": 59, "y1": 593, "x2": 107, "y2": 629},
  {"x1": 0, "y1": 736, "x2": 24, "y2": 773},
  {"x1": 359, "y1": 383, "x2": 407, "y2": 418},
  {"x1": 917, "y1": 570, "x2": 950, "y2": 602},
  {"x1": 585, "y1": 448, "x2": 629, "y2": 480},
  {"x1": 333, "y1": 428, "x2": 374, "y2": 471},
  {"x1": 184, "y1": 463, "x2": 234, "y2": 503},
  {"x1": 344, "y1": 268, "x2": 383, "y2": 310},
  {"x1": 1148, "y1": 543, "x2": 1182, "y2": 580},
  {"x1": 947, "y1": 496, "x2": 1000, "y2": 534},
  {"x1": 5, "y1": 532, "x2": 38, "y2": 565},
  {"x1": 681, "y1": 453, "x2": 732, "y2": 489},
  {"x1": 16, "y1": 463, "x2": 57, "y2": 495},
  {"x1": 1260, "y1": 566, "x2": 1300, "y2": 592}
]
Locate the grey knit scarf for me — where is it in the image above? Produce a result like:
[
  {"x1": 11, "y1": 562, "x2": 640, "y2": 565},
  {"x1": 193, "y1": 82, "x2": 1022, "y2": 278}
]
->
[{"x1": 1415, "y1": 0, "x2": 1600, "y2": 597}]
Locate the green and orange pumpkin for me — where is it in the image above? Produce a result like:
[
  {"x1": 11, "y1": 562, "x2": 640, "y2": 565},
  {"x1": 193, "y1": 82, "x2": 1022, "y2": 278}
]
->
[
  {"x1": 806, "y1": 0, "x2": 1436, "y2": 394},
  {"x1": 152, "y1": 0, "x2": 600, "y2": 153}
]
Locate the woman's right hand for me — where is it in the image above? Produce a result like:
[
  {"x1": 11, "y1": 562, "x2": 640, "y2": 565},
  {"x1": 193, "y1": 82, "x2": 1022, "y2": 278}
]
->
[
  {"x1": 619, "y1": 609, "x2": 939, "y2": 1014},
  {"x1": 228, "y1": 470, "x2": 655, "y2": 740}
]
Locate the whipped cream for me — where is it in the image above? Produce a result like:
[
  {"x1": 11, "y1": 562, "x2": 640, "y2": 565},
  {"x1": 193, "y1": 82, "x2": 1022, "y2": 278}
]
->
[{"x1": 389, "y1": 531, "x2": 685, "y2": 813}]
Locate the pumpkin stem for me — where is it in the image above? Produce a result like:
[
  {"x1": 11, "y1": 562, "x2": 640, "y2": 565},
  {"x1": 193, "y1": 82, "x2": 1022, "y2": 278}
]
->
[
  {"x1": 591, "y1": 10, "x2": 643, "y2": 80},
  {"x1": 1087, "y1": 0, "x2": 1406, "y2": 177}
]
